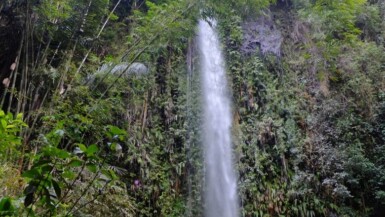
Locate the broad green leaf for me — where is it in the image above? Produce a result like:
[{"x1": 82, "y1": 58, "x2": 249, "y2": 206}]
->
[
  {"x1": 86, "y1": 163, "x2": 98, "y2": 173},
  {"x1": 69, "y1": 159, "x2": 83, "y2": 167},
  {"x1": 86, "y1": 144, "x2": 98, "y2": 156},
  {"x1": 62, "y1": 170, "x2": 76, "y2": 180},
  {"x1": 0, "y1": 197, "x2": 14, "y2": 212},
  {"x1": 41, "y1": 165, "x2": 53, "y2": 173},
  {"x1": 109, "y1": 126, "x2": 126, "y2": 136},
  {"x1": 22, "y1": 169, "x2": 40, "y2": 179},
  {"x1": 78, "y1": 144, "x2": 87, "y2": 153},
  {"x1": 1, "y1": 119, "x2": 7, "y2": 129},
  {"x1": 55, "y1": 148, "x2": 70, "y2": 159},
  {"x1": 16, "y1": 113, "x2": 23, "y2": 119}
]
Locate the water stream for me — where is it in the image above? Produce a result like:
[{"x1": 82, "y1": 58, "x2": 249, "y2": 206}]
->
[{"x1": 198, "y1": 19, "x2": 239, "y2": 217}]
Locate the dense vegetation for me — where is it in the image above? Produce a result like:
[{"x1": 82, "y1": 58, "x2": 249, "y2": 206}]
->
[{"x1": 1, "y1": 0, "x2": 385, "y2": 216}]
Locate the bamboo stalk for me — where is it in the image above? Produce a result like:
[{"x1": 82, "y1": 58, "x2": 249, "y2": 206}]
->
[
  {"x1": 75, "y1": 0, "x2": 123, "y2": 76},
  {"x1": 141, "y1": 92, "x2": 148, "y2": 134},
  {"x1": 48, "y1": 42, "x2": 62, "y2": 66}
]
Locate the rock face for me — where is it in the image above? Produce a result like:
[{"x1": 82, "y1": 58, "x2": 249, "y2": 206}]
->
[
  {"x1": 241, "y1": 12, "x2": 283, "y2": 57},
  {"x1": 127, "y1": 62, "x2": 148, "y2": 75}
]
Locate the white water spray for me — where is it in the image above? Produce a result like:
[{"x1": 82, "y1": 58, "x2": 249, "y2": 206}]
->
[{"x1": 198, "y1": 19, "x2": 239, "y2": 217}]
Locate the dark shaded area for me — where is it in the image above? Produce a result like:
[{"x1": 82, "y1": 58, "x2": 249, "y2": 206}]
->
[
  {"x1": 0, "y1": 4, "x2": 23, "y2": 80},
  {"x1": 0, "y1": 2, "x2": 24, "y2": 110}
]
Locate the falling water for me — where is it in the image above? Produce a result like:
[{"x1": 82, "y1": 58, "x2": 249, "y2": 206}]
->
[{"x1": 198, "y1": 19, "x2": 239, "y2": 217}]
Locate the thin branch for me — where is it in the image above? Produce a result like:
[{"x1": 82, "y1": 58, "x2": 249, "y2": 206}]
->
[
  {"x1": 91, "y1": 2, "x2": 196, "y2": 92},
  {"x1": 71, "y1": 179, "x2": 111, "y2": 214},
  {"x1": 65, "y1": 157, "x2": 107, "y2": 217},
  {"x1": 93, "y1": 2, "x2": 196, "y2": 100}
]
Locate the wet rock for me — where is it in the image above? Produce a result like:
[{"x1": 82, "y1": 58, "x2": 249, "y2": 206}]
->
[
  {"x1": 127, "y1": 62, "x2": 148, "y2": 75},
  {"x1": 86, "y1": 62, "x2": 148, "y2": 85},
  {"x1": 98, "y1": 62, "x2": 148, "y2": 77}
]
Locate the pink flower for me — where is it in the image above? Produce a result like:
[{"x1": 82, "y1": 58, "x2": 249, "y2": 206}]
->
[{"x1": 134, "y1": 179, "x2": 141, "y2": 188}]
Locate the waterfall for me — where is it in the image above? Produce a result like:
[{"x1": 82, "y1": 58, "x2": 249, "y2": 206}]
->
[{"x1": 198, "y1": 19, "x2": 239, "y2": 217}]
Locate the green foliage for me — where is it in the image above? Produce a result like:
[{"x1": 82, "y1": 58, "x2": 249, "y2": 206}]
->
[
  {"x1": 0, "y1": 110, "x2": 27, "y2": 162},
  {"x1": 128, "y1": 0, "x2": 196, "y2": 61},
  {"x1": 0, "y1": 197, "x2": 15, "y2": 216},
  {"x1": 218, "y1": 1, "x2": 385, "y2": 215},
  {"x1": 201, "y1": 0, "x2": 276, "y2": 19},
  {"x1": 2, "y1": 0, "x2": 385, "y2": 216},
  {"x1": 6, "y1": 0, "x2": 195, "y2": 216},
  {"x1": 299, "y1": 0, "x2": 366, "y2": 41},
  {"x1": 21, "y1": 122, "x2": 130, "y2": 216},
  {"x1": 36, "y1": 0, "x2": 72, "y2": 25},
  {"x1": 35, "y1": 0, "x2": 109, "y2": 36}
]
